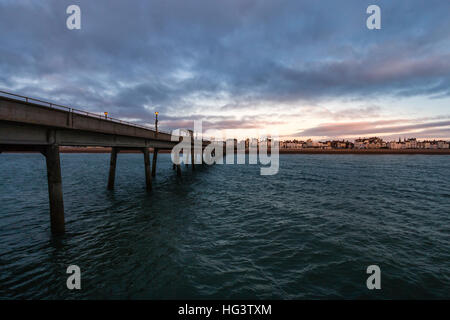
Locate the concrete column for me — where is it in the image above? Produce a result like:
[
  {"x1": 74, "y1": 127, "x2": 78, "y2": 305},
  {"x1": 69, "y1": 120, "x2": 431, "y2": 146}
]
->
[
  {"x1": 44, "y1": 145, "x2": 65, "y2": 235},
  {"x1": 143, "y1": 148, "x2": 152, "y2": 191},
  {"x1": 152, "y1": 148, "x2": 158, "y2": 177},
  {"x1": 107, "y1": 147, "x2": 118, "y2": 190},
  {"x1": 191, "y1": 144, "x2": 195, "y2": 170}
]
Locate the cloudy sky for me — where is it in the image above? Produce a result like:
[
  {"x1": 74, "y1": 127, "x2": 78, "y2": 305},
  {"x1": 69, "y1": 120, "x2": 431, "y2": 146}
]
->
[{"x1": 1, "y1": 0, "x2": 449, "y2": 140}]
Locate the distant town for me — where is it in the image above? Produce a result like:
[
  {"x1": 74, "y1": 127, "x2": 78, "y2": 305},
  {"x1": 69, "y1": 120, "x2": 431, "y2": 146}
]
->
[
  {"x1": 279, "y1": 137, "x2": 450, "y2": 150},
  {"x1": 55, "y1": 137, "x2": 450, "y2": 154}
]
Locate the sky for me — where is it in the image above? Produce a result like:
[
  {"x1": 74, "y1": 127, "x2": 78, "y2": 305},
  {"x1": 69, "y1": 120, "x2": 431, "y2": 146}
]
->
[{"x1": 0, "y1": 0, "x2": 449, "y2": 141}]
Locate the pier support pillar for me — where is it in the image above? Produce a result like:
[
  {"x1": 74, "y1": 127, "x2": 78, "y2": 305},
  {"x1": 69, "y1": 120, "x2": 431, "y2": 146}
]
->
[
  {"x1": 143, "y1": 148, "x2": 152, "y2": 191},
  {"x1": 201, "y1": 148, "x2": 205, "y2": 166},
  {"x1": 152, "y1": 148, "x2": 158, "y2": 177},
  {"x1": 176, "y1": 164, "x2": 181, "y2": 176},
  {"x1": 191, "y1": 144, "x2": 195, "y2": 170},
  {"x1": 107, "y1": 147, "x2": 118, "y2": 190},
  {"x1": 43, "y1": 145, "x2": 65, "y2": 235}
]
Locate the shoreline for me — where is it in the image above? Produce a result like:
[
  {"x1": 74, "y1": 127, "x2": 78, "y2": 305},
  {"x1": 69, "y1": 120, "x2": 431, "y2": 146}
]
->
[
  {"x1": 2, "y1": 147, "x2": 450, "y2": 155},
  {"x1": 278, "y1": 149, "x2": 450, "y2": 155}
]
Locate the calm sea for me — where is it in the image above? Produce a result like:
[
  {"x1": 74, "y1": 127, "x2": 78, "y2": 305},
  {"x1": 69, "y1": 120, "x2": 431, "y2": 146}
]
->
[{"x1": 0, "y1": 153, "x2": 449, "y2": 299}]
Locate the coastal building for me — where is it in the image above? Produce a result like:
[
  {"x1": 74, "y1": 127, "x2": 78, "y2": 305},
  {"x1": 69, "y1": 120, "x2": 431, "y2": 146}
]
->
[
  {"x1": 330, "y1": 140, "x2": 352, "y2": 149},
  {"x1": 305, "y1": 139, "x2": 321, "y2": 148},
  {"x1": 388, "y1": 141, "x2": 402, "y2": 149},
  {"x1": 354, "y1": 137, "x2": 385, "y2": 149},
  {"x1": 280, "y1": 140, "x2": 305, "y2": 149},
  {"x1": 437, "y1": 140, "x2": 450, "y2": 149},
  {"x1": 280, "y1": 138, "x2": 450, "y2": 150}
]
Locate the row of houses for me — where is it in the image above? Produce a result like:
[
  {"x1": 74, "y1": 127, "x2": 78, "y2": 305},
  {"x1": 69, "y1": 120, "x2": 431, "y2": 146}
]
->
[
  {"x1": 279, "y1": 137, "x2": 450, "y2": 149},
  {"x1": 387, "y1": 139, "x2": 450, "y2": 149},
  {"x1": 280, "y1": 139, "x2": 354, "y2": 149}
]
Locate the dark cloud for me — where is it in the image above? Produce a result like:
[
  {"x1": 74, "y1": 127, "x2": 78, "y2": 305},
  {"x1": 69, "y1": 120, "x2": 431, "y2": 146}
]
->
[{"x1": 0, "y1": 0, "x2": 449, "y2": 128}]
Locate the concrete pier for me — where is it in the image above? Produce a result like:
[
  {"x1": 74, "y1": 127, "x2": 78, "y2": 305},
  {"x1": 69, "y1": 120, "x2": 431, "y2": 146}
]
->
[
  {"x1": 201, "y1": 147, "x2": 205, "y2": 165},
  {"x1": 107, "y1": 147, "x2": 118, "y2": 190},
  {"x1": 190, "y1": 130, "x2": 195, "y2": 170},
  {"x1": 143, "y1": 147, "x2": 152, "y2": 191},
  {"x1": 191, "y1": 145, "x2": 195, "y2": 170},
  {"x1": 0, "y1": 91, "x2": 213, "y2": 235},
  {"x1": 43, "y1": 145, "x2": 65, "y2": 235},
  {"x1": 152, "y1": 149, "x2": 158, "y2": 177}
]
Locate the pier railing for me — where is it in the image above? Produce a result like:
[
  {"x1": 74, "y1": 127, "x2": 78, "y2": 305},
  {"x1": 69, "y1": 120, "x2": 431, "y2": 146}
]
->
[{"x1": 0, "y1": 89, "x2": 176, "y2": 135}]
